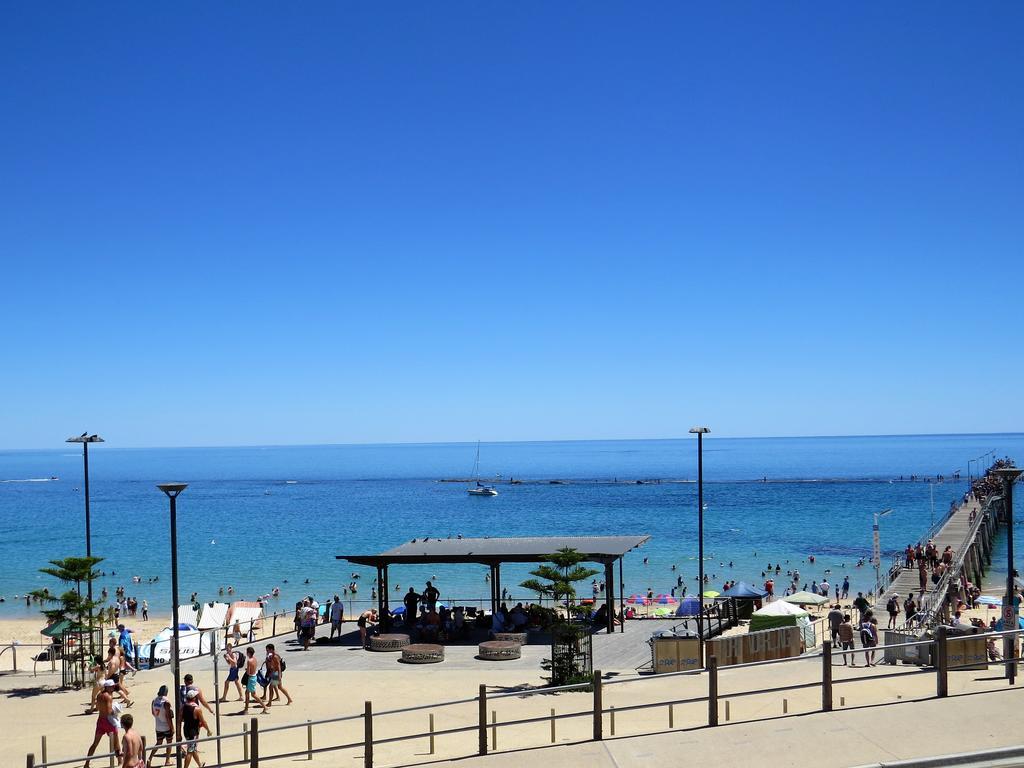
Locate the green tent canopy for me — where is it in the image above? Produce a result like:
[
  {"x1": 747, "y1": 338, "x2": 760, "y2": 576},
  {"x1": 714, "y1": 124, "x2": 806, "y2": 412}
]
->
[{"x1": 41, "y1": 619, "x2": 91, "y2": 638}]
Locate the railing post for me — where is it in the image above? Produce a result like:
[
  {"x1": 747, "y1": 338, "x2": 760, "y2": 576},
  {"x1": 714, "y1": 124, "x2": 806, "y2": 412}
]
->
[
  {"x1": 364, "y1": 701, "x2": 373, "y2": 768},
  {"x1": 40, "y1": 736, "x2": 46, "y2": 765},
  {"x1": 490, "y1": 710, "x2": 497, "y2": 750},
  {"x1": 12, "y1": 645, "x2": 16, "y2": 671},
  {"x1": 249, "y1": 716, "x2": 259, "y2": 768},
  {"x1": 243, "y1": 723, "x2": 249, "y2": 762},
  {"x1": 25, "y1": 754, "x2": 33, "y2": 768},
  {"x1": 822, "y1": 643, "x2": 833, "y2": 711},
  {"x1": 307, "y1": 720, "x2": 313, "y2": 760},
  {"x1": 708, "y1": 656, "x2": 719, "y2": 726},
  {"x1": 592, "y1": 670, "x2": 603, "y2": 741},
  {"x1": 550, "y1": 708, "x2": 556, "y2": 743},
  {"x1": 273, "y1": 614, "x2": 277, "y2": 635},
  {"x1": 478, "y1": 684, "x2": 488, "y2": 755},
  {"x1": 429, "y1": 713, "x2": 435, "y2": 754},
  {"x1": 936, "y1": 626, "x2": 948, "y2": 698}
]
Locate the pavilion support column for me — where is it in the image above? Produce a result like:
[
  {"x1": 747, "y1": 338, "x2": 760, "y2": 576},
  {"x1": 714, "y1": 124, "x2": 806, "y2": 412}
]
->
[
  {"x1": 382, "y1": 564, "x2": 391, "y2": 631},
  {"x1": 489, "y1": 564, "x2": 497, "y2": 617},
  {"x1": 376, "y1": 566, "x2": 385, "y2": 626},
  {"x1": 491, "y1": 561, "x2": 499, "y2": 610},
  {"x1": 604, "y1": 561, "x2": 614, "y2": 634},
  {"x1": 618, "y1": 558, "x2": 625, "y2": 633}
]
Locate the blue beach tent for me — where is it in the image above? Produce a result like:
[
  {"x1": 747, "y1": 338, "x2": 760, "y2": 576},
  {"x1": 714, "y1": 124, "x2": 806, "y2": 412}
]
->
[
  {"x1": 727, "y1": 582, "x2": 769, "y2": 599},
  {"x1": 674, "y1": 597, "x2": 702, "y2": 616}
]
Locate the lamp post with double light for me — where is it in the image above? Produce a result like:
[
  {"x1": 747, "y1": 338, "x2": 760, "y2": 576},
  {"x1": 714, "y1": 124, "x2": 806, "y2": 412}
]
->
[
  {"x1": 689, "y1": 426, "x2": 710, "y2": 666},
  {"x1": 66, "y1": 433, "x2": 103, "y2": 657},
  {"x1": 157, "y1": 482, "x2": 188, "y2": 768}
]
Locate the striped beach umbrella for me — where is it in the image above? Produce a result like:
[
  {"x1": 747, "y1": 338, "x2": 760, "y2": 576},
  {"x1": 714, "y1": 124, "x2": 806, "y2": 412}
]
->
[
  {"x1": 626, "y1": 594, "x2": 651, "y2": 606},
  {"x1": 655, "y1": 594, "x2": 678, "y2": 604}
]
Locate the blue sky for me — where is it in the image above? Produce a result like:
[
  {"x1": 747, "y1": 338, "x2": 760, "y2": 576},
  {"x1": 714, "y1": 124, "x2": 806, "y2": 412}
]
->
[{"x1": 1, "y1": 3, "x2": 1021, "y2": 449}]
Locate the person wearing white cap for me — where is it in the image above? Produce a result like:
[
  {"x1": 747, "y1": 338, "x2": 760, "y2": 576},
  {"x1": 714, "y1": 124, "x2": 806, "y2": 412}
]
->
[{"x1": 182, "y1": 689, "x2": 211, "y2": 768}]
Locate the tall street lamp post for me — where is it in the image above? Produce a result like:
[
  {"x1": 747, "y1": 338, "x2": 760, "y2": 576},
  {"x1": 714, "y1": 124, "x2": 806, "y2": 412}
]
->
[
  {"x1": 993, "y1": 467, "x2": 1022, "y2": 681},
  {"x1": 872, "y1": 508, "x2": 893, "y2": 595},
  {"x1": 158, "y1": 482, "x2": 188, "y2": 768},
  {"x1": 66, "y1": 433, "x2": 103, "y2": 658},
  {"x1": 689, "y1": 426, "x2": 710, "y2": 666}
]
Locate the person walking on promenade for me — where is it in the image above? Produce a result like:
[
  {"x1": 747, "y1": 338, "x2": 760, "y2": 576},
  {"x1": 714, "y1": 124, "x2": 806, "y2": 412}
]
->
[
  {"x1": 232, "y1": 619, "x2": 243, "y2": 647},
  {"x1": 330, "y1": 595, "x2": 345, "y2": 639},
  {"x1": 838, "y1": 615, "x2": 856, "y2": 666},
  {"x1": 151, "y1": 684, "x2": 174, "y2": 766},
  {"x1": 85, "y1": 680, "x2": 121, "y2": 768},
  {"x1": 853, "y1": 592, "x2": 869, "y2": 623},
  {"x1": 182, "y1": 690, "x2": 211, "y2": 768},
  {"x1": 105, "y1": 646, "x2": 134, "y2": 707},
  {"x1": 120, "y1": 713, "x2": 144, "y2": 768},
  {"x1": 918, "y1": 560, "x2": 928, "y2": 592},
  {"x1": 220, "y1": 646, "x2": 244, "y2": 701},
  {"x1": 903, "y1": 594, "x2": 917, "y2": 625},
  {"x1": 860, "y1": 615, "x2": 878, "y2": 666},
  {"x1": 242, "y1": 647, "x2": 267, "y2": 714},
  {"x1": 828, "y1": 603, "x2": 843, "y2": 647},
  {"x1": 905, "y1": 545, "x2": 915, "y2": 568},
  {"x1": 423, "y1": 581, "x2": 440, "y2": 612},
  {"x1": 886, "y1": 594, "x2": 900, "y2": 629},
  {"x1": 298, "y1": 599, "x2": 317, "y2": 650},
  {"x1": 265, "y1": 643, "x2": 293, "y2": 707}
]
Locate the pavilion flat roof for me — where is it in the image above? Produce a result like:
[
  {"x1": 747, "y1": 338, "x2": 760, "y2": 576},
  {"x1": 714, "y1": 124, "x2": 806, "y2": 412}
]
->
[{"x1": 338, "y1": 534, "x2": 649, "y2": 566}]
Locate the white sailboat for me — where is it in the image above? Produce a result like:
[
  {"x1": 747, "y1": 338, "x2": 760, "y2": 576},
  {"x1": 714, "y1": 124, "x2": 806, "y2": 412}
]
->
[{"x1": 467, "y1": 441, "x2": 498, "y2": 496}]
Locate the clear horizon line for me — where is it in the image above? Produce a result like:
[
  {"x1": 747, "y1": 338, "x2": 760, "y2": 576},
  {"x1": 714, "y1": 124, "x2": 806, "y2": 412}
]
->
[{"x1": 2, "y1": 430, "x2": 1021, "y2": 453}]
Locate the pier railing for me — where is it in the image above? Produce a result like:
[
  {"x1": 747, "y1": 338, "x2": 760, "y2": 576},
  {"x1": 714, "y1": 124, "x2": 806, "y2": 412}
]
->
[{"x1": 24, "y1": 627, "x2": 1024, "y2": 768}]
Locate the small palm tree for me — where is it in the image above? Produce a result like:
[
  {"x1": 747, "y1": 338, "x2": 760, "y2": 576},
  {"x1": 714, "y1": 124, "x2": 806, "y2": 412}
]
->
[
  {"x1": 30, "y1": 556, "x2": 104, "y2": 686},
  {"x1": 520, "y1": 547, "x2": 600, "y2": 611}
]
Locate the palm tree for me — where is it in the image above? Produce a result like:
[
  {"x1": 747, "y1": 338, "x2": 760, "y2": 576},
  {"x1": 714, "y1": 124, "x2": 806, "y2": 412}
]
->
[{"x1": 30, "y1": 556, "x2": 104, "y2": 685}]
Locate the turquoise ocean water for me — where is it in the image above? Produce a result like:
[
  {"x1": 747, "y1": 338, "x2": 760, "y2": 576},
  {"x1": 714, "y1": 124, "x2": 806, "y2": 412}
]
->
[{"x1": 1, "y1": 434, "x2": 1022, "y2": 619}]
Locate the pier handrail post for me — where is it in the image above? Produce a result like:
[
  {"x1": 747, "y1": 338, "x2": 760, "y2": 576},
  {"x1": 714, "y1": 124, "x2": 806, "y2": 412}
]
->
[
  {"x1": 249, "y1": 716, "x2": 259, "y2": 768},
  {"x1": 936, "y1": 626, "x2": 948, "y2": 698},
  {"x1": 25, "y1": 754, "x2": 34, "y2": 768},
  {"x1": 478, "y1": 684, "x2": 488, "y2": 755},
  {"x1": 822, "y1": 642, "x2": 833, "y2": 711},
  {"x1": 363, "y1": 701, "x2": 373, "y2": 768},
  {"x1": 708, "y1": 656, "x2": 719, "y2": 726},
  {"x1": 592, "y1": 670, "x2": 603, "y2": 741}
]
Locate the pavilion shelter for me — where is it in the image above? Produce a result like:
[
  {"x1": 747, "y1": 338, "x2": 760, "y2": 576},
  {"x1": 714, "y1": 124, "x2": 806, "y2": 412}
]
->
[{"x1": 338, "y1": 535, "x2": 649, "y2": 635}]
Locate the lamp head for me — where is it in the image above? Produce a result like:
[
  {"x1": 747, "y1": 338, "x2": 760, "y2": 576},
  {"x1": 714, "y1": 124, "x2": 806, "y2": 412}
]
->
[
  {"x1": 66, "y1": 434, "x2": 104, "y2": 443},
  {"x1": 688, "y1": 427, "x2": 711, "y2": 435},
  {"x1": 157, "y1": 482, "x2": 189, "y2": 498}
]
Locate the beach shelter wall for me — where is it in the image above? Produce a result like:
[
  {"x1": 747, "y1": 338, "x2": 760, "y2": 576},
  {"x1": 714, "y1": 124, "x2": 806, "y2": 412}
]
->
[
  {"x1": 198, "y1": 601, "x2": 230, "y2": 630},
  {"x1": 338, "y1": 534, "x2": 649, "y2": 635}
]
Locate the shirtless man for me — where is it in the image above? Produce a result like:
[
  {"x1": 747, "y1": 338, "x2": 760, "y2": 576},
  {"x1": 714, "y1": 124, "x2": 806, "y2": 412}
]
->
[
  {"x1": 105, "y1": 646, "x2": 134, "y2": 707},
  {"x1": 120, "y1": 714, "x2": 144, "y2": 768},
  {"x1": 242, "y1": 646, "x2": 267, "y2": 714},
  {"x1": 264, "y1": 643, "x2": 293, "y2": 707},
  {"x1": 84, "y1": 680, "x2": 120, "y2": 768}
]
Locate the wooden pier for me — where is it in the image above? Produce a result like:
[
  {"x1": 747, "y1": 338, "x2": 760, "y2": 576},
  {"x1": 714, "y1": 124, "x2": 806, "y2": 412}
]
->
[{"x1": 872, "y1": 493, "x2": 1001, "y2": 627}]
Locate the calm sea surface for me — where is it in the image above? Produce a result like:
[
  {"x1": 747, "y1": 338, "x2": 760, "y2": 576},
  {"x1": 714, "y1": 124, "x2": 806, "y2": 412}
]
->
[{"x1": 1, "y1": 434, "x2": 1021, "y2": 619}]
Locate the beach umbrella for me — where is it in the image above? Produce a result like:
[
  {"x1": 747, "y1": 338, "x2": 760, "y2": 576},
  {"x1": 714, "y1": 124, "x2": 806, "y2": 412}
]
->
[
  {"x1": 975, "y1": 596, "x2": 1002, "y2": 606},
  {"x1": 782, "y1": 591, "x2": 829, "y2": 606},
  {"x1": 655, "y1": 594, "x2": 678, "y2": 605},
  {"x1": 390, "y1": 606, "x2": 406, "y2": 615},
  {"x1": 702, "y1": 590, "x2": 720, "y2": 598},
  {"x1": 626, "y1": 594, "x2": 651, "y2": 606},
  {"x1": 652, "y1": 607, "x2": 671, "y2": 617}
]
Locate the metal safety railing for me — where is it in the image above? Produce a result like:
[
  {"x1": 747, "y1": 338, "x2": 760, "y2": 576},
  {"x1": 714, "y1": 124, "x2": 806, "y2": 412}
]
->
[{"x1": 26, "y1": 626, "x2": 1024, "y2": 768}]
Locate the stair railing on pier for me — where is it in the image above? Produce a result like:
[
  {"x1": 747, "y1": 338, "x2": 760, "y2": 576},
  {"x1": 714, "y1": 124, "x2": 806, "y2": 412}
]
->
[{"x1": 899, "y1": 505, "x2": 991, "y2": 632}]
